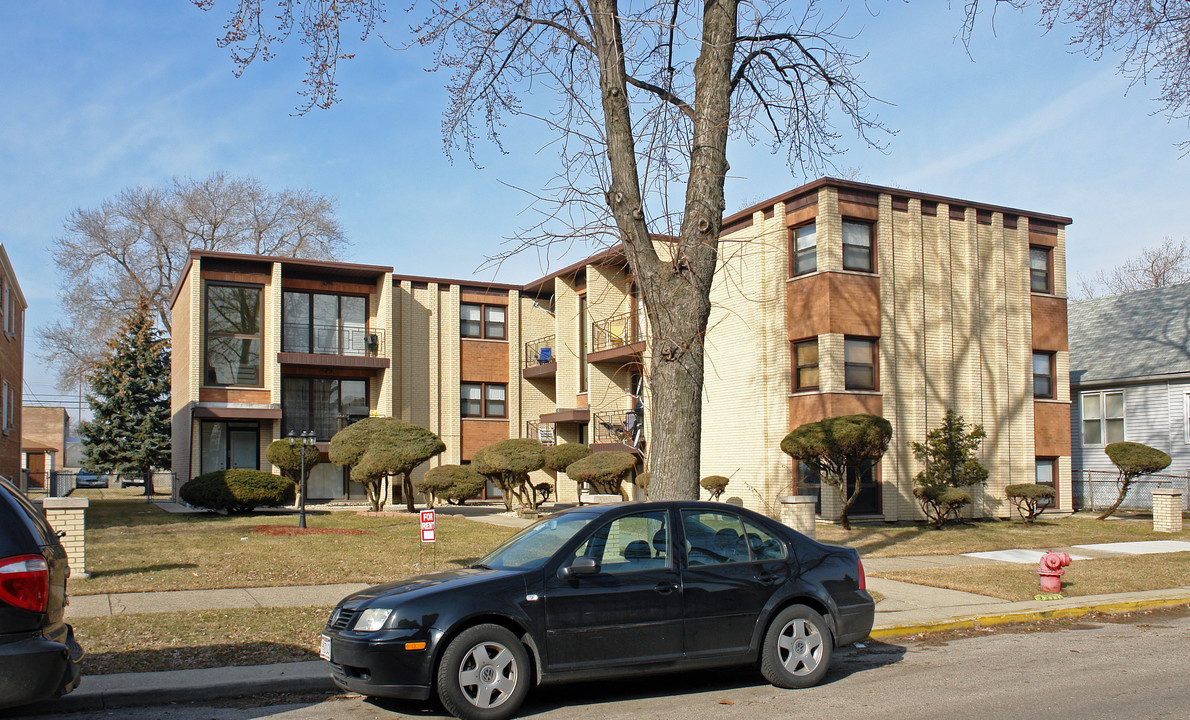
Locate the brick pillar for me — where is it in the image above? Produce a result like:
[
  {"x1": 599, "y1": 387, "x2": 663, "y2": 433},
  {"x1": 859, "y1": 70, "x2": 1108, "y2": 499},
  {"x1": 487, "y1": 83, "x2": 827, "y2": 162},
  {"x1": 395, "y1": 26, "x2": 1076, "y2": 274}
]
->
[
  {"x1": 778, "y1": 495, "x2": 817, "y2": 540},
  {"x1": 40, "y1": 497, "x2": 90, "y2": 578},
  {"x1": 1152, "y1": 489, "x2": 1183, "y2": 533}
]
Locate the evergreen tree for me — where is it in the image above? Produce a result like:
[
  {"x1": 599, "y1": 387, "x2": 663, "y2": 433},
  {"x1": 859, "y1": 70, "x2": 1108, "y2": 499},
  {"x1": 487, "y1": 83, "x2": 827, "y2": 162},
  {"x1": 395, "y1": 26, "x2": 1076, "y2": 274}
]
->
[{"x1": 79, "y1": 298, "x2": 170, "y2": 495}]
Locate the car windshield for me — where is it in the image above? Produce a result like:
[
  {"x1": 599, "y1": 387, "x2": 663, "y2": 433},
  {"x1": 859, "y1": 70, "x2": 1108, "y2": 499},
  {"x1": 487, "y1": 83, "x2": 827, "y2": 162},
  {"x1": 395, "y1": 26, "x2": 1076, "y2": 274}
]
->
[{"x1": 476, "y1": 513, "x2": 596, "y2": 571}]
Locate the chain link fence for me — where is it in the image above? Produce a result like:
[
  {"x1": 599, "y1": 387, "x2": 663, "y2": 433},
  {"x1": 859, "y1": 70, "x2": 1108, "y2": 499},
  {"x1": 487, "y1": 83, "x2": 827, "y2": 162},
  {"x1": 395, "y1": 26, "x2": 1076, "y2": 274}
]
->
[{"x1": 1072, "y1": 469, "x2": 1190, "y2": 512}]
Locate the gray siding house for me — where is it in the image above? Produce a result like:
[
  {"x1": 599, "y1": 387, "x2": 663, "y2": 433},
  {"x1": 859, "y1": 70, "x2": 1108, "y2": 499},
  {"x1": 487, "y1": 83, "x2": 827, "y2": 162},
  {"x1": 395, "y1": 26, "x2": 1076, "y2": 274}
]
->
[{"x1": 1069, "y1": 283, "x2": 1190, "y2": 508}]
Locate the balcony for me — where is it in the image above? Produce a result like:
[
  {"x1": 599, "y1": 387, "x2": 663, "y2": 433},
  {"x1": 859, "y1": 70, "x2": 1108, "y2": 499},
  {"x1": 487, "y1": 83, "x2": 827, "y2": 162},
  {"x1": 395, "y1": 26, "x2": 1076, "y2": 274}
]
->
[
  {"x1": 591, "y1": 410, "x2": 645, "y2": 454},
  {"x1": 588, "y1": 311, "x2": 645, "y2": 364},
  {"x1": 278, "y1": 324, "x2": 390, "y2": 370},
  {"x1": 522, "y1": 335, "x2": 557, "y2": 379},
  {"x1": 525, "y1": 420, "x2": 556, "y2": 447}
]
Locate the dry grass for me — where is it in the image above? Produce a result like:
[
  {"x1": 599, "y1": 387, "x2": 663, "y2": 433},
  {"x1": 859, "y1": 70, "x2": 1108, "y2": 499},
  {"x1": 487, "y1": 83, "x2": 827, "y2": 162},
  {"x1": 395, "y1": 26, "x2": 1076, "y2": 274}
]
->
[
  {"x1": 872, "y1": 553, "x2": 1190, "y2": 601},
  {"x1": 73, "y1": 495, "x2": 517, "y2": 595},
  {"x1": 817, "y1": 515, "x2": 1190, "y2": 558},
  {"x1": 73, "y1": 606, "x2": 330, "y2": 675}
]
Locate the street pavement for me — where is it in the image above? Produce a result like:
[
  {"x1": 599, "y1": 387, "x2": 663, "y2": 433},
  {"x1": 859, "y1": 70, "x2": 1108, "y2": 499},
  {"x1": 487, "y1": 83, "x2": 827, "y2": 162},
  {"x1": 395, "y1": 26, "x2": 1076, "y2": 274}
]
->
[{"x1": 19, "y1": 505, "x2": 1190, "y2": 716}]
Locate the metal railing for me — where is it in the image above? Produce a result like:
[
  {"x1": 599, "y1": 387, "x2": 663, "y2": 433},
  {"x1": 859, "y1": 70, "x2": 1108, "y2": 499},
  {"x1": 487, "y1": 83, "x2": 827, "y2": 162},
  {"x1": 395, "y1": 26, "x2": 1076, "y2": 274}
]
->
[
  {"x1": 525, "y1": 421, "x2": 556, "y2": 447},
  {"x1": 590, "y1": 311, "x2": 642, "y2": 353},
  {"x1": 523, "y1": 335, "x2": 555, "y2": 368},
  {"x1": 592, "y1": 410, "x2": 644, "y2": 447},
  {"x1": 282, "y1": 323, "x2": 386, "y2": 357},
  {"x1": 1071, "y1": 469, "x2": 1189, "y2": 512}
]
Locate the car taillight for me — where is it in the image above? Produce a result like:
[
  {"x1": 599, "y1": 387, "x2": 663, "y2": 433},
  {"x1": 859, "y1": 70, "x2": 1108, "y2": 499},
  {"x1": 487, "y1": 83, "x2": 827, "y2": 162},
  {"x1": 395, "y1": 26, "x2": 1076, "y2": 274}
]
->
[
  {"x1": 857, "y1": 558, "x2": 867, "y2": 592},
  {"x1": 0, "y1": 555, "x2": 50, "y2": 613}
]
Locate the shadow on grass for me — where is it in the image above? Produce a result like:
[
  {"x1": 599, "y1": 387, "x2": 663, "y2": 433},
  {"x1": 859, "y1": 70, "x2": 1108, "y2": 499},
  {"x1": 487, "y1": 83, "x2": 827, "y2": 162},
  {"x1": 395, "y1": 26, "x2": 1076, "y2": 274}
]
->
[
  {"x1": 369, "y1": 641, "x2": 907, "y2": 717},
  {"x1": 81, "y1": 641, "x2": 318, "y2": 676},
  {"x1": 83, "y1": 562, "x2": 200, "y2": 580}
]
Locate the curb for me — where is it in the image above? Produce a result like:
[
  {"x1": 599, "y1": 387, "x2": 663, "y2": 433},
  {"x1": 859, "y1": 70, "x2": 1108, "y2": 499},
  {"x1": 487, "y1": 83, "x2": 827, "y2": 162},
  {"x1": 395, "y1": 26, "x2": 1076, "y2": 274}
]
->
[
  {"x1": 869, "y1": 595, "x2": 1190, "y2": 640},
  {"x1": 19, "y1": 661, "x2": 335, "y2": 716}
]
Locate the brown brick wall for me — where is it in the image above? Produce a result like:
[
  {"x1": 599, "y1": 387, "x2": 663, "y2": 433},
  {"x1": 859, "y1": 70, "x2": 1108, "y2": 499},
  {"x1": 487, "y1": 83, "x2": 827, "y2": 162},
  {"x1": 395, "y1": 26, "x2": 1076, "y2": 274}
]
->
[
  {"x1": 198, "y1": 388, "x2": 273, "y2": 404},
  {"x1": 789, "y1": 393, "x2": 883, "y2": 431},
  {"x1": 460, "y1": 419, "x2": 510, "y2": 460},
  {"x1": 1031, "y1": 295, "x2": 1069, "y2": 351},
  {"x1": 787, "y1": 272, "x2": 881, "y2": 340},
  {"x1": 460, "y1": 340, "x2": 509, "y2": 384},
  {"x1": 1034, "y1": 401, "x2": 1072, "y2": 456},
  {"x1": 0, "y1": 268, "x2": 23, "y2": 482},
  {"x1": 21, "y1": 407, "x2": 68, "y2": 458}
]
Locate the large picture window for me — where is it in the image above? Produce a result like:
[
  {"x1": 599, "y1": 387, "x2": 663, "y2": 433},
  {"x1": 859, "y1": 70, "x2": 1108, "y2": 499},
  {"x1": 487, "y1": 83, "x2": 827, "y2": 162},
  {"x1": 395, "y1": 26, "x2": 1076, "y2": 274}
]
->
[
  {"x1": 205, "y1": 283, "x2": 263, "y2": 386},
  {"x1": 199, "y1": 421, "x2": 260, "y2": 475},
  {"x1": 282, "y1": 291, "x2": 368, "y2": 356},
  {"x1": 1082, "y1": 391, "x2": 1124, "y2": 445},
  {"x1": 282, "y1": 378, "x2": 369, "y2": 441}
]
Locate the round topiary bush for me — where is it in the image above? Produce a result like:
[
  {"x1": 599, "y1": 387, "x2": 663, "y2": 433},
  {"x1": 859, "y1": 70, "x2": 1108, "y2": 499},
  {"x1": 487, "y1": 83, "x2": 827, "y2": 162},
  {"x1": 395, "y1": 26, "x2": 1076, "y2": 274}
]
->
[
  {"x1": 543, "y1": 443, "x2": 592, "y2": 472},
  {"x1": 180, "y1": 469, "x2": 295, "y2": 513},
  {"x1": 1005, "y1": 483, "x2": 1056, "y2": 524},
  {"x1": 566, "y1": 451, "x2": 636, "y2": 497},
  {"x1": 415, "y1": 465, "x2": 486, "y2": 507},
  {"x1": 700, "y1": 475, "x2": 730, "y2": 501}
]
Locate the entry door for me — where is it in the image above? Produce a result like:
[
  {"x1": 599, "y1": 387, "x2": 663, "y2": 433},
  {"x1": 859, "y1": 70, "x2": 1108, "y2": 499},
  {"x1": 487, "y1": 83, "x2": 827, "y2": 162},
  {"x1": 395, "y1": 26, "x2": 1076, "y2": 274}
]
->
[
  {"x1": 543, "y1": 510, "x2": 682, "y2": 670},
  {"x1": 228, "y1": 423, "x2": 259, "y2": 469}
]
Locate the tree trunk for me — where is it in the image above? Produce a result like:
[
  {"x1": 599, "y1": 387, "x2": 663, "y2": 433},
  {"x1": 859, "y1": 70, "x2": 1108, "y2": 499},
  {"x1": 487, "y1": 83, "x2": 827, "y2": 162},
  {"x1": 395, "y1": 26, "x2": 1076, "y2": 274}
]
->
[
  {"x1": 1097, "y1": 475, "x2": 1134, "y2": 520},
  {"x1": 403, "y1": 471, "x2": 415, "y2": 513}
]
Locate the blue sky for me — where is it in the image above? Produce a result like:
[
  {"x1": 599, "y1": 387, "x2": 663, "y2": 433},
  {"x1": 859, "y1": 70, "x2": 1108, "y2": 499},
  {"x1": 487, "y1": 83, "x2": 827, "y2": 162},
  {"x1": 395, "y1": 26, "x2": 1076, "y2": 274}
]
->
[{"x1": 4, "y1": 1, "x2": 1189, "y2": 406}]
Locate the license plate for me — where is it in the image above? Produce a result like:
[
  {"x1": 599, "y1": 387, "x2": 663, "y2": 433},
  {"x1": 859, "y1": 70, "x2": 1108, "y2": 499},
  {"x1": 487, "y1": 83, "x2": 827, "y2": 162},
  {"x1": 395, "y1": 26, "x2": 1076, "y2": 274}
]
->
[{"x1": 320, "y1": 634, "x2": 332, "y2": 662}]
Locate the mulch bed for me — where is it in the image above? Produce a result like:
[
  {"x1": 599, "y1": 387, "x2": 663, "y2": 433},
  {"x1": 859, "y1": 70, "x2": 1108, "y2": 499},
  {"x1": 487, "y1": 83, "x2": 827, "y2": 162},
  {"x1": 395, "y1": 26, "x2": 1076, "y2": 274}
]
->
[{"x1": 252, "y1": 525, "x2": 374, "y2": 536}]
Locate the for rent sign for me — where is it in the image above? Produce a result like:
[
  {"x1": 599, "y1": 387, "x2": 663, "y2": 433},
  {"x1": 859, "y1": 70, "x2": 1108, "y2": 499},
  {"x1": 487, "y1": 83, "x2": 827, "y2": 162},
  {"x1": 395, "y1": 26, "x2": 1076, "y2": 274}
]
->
[{"x1": 420, "y1": 509, "x2": 436, "y2": 543}]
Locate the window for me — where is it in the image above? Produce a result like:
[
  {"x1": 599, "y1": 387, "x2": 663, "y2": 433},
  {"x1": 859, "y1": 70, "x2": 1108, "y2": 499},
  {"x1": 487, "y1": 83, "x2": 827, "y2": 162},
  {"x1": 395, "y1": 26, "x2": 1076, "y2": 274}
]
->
[
  {"x1": 842, "y1": 221, "x2": 874, "y2": 272},
  {"x1": 1032, "y1": 352, "x2": 1054, "y2": 399},
  {"x1": 681, "y1": 509, "x2": 786, "y2": 565},
  {"x1": 1, "y1": 379, "x2": 7, "y2": 431},
  {"x1": 460, "y1": 303, "x2": 507, "y2": 340},
  {"x1": 844, "y1": 337, "x2": 877, "y2": 391},
  {"x1": 574, "y1": 511, "x2": 669, "y2": 574},
  {"x1": 791, "y1": 224, "x2": 817, "y2": 276},
  {"x1": 1, "y1": 277, "x2": 8, "y2": 335},
  {"x1": 1082, "y1": 391, "x2": 1124, "y2": 445},
  {"x1": 461, "y1": 382, "x2": 507, "y2": 418},
  {"x1": 200, "y1": 421, "x2": 260, "y2": 475},
  {"x1": 1035, "y1": 458, "x2": 1057, "y2": 507},
  {"x1": 793, "y1": 339, "x2": 819, "y2": 391},
  {"x1": 578, "y1": 294, "x2": 588, "y2": 393},
  {"x1": 283, "y1": 291, "x2": 368, "y2": 356},
  {"x1": 282, "y1": 378, "x2": 369, "y2": 441},
  {"x1": 1030, "y1": 246, "x2": 1052, "y2": 293},
  {"x1": 205, "y1": 283, "x2": 263, "y2": 386}
]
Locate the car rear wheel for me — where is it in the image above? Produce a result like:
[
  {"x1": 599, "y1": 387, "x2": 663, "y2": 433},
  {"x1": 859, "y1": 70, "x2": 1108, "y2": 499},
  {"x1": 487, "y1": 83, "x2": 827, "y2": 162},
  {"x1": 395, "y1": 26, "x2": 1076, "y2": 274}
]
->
[
  {"x1": 436, "y1": 624, "x2": 530, "y2": 720},
  {"x1": 760, "y1": 604, "x2": 833, "y2": 689}
]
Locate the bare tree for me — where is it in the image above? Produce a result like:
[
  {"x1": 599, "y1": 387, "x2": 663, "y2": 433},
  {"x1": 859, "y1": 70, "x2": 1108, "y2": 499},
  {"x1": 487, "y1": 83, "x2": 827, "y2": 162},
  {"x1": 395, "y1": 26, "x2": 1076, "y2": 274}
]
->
[
  {"x1": 195, "y1": 0, "x2": 886, "y2": 500},
  {"x1": 965, "y1": 1, "x2": 1190, "y2": 144},
  {"x1": 41, "y1": 172, "x2": 347, "y2": 388},
  {"x1": 1075, "y1": 237, "x2": 1190, "y2": 299}
]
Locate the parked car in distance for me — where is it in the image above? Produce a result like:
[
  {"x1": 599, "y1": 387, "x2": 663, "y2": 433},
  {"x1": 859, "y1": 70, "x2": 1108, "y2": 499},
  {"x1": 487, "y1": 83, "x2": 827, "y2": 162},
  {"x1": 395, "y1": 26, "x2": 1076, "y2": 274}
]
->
[
  {"x1": 118, "y1": 472, "x2": 144, "y2": 488},
  {"x1": 322, "y1": 501, "x2": 873, "y2": 720},
  {"x1": 72, "y1": 471, "x2": 107, "y2": 489},
  {"x1": 0, "y1": 476, "x2": 83, "y2": 709}
]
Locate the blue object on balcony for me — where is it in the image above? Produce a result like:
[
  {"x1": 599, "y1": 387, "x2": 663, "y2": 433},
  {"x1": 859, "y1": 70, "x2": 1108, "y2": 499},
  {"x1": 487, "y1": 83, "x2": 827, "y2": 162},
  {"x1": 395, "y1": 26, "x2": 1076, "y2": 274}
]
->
[{"x1": 539, "y1": 347, "x2": 552, "y2": 364}]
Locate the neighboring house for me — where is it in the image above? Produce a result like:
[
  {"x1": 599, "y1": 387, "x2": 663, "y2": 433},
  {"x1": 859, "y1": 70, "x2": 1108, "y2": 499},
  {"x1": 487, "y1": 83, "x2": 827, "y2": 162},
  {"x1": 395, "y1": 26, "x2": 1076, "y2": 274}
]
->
[
  {"x1": 1069, "y1": 283, "x2": 1190, "y2": 504},
  {"x1": 169, "y1": 178, "x2": 1073, "y2": 520},
  {"x1": 21, "y1": 407, "x2": 70, "y2": 489},
  {"x1": 0, "y1": 244, "x2": 27, "y2": 485}
]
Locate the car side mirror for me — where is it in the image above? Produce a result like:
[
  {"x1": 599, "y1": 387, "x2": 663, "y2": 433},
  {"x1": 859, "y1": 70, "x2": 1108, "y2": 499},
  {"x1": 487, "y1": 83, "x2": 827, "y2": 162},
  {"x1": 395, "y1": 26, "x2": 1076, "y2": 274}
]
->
[{"x1": 559, "y1": 556, "x2": 600, "y2": 580}]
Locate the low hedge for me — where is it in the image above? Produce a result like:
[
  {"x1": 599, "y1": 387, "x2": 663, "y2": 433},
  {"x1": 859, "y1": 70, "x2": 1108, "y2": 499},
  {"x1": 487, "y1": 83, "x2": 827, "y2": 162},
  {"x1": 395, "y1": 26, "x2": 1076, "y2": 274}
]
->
[
  {"x1": 415, "y1": 465, "x2": 486, "y2": 507},
  {"x1": 180, "y1": 470, "x2": 295, "y2": 513}
]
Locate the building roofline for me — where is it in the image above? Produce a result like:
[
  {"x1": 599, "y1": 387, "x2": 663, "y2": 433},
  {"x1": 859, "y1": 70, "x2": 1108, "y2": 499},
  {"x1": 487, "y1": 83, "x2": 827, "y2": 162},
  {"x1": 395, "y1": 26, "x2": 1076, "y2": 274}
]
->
[
  {"x1": 0, "y1": 244, "x2": 29, "y2": 310},
  {"x1": 719, "y1": 177, "x2": 1074, "y2": 237}
]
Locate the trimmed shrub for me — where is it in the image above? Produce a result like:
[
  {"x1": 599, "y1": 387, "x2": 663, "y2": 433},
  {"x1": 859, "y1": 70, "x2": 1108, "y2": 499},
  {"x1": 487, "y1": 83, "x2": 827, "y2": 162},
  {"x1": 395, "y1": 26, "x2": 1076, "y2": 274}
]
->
[
  {"x1": 911, "y1": 485, "x2": 971, "y2": 528},
  {"x1": 543, "y1": 443, "x2": 592, "y2": 472},
  {"x1": 329, "y1": 417, "x2": 445, "y2": 512},
  {"x1": 781, "y1": 413, "x2": 892, "y2": 530},
  {"x1": 1005, "y1": 483, "x2": 1056, "y2": 524},
  {"x1": 180, "y1": 470, "x2": 295, "y2": 513},
  {"x1": 473, "y1": 438, "x2": 546, "y2": 511},
  {"x1": 566, "y1": 451, "x2": 636, "y2": 497},
  {"x1": 415, "y1": 465, "x2": 485, "y2": 507},
  {"x1": 1098, "y1": 441, "x2": 1173, "y2": 519},
  {"x1": 265, "y1": 439, "x2": 323, "y2": 508},
  {"x1": 700, "y1": 475, "x2": 730, "y2": 501}
]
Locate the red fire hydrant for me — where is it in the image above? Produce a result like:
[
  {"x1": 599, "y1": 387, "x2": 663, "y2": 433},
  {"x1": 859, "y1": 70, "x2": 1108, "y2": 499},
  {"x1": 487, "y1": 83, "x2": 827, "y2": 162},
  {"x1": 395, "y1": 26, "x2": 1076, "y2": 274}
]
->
[{"x1": 1037, "y1": 551, "x2": 1072, "y2": 593}]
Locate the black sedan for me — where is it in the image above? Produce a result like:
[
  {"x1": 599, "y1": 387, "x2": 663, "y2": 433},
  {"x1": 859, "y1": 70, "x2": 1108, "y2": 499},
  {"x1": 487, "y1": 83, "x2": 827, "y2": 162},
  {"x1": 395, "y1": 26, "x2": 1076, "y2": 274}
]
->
[{"x1": 322, "y1": 501, "x2": 873, "y2": 720}]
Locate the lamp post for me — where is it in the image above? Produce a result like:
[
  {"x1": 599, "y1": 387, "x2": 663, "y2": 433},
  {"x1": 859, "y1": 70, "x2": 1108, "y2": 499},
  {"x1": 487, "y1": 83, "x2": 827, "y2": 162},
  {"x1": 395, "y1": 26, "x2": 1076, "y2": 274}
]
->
[{"x1": 287, "y1": 429, "x2": 317, "y2": 529}]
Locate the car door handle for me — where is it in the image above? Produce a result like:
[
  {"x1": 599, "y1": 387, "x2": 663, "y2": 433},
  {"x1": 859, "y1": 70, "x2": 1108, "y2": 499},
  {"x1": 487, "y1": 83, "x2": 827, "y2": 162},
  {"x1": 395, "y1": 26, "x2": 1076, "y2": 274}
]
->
[
  {"x1": 756, "y1": 573, "x2": 777, "y2": 585},
  {"x1": 654, "y1": 582, "x2": 679, "y2": 595}
]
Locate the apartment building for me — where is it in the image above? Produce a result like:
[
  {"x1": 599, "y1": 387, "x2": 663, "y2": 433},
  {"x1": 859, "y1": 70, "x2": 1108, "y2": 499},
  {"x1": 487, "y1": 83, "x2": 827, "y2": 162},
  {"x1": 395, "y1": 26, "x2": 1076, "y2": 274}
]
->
[
  {"x1": 21, "y1": 406, "x2": 70, "y2": 489},
  {"x1": 169, "y1": 178, "x2": 1072, "y2": 520},
  {"x1": 0, "y1": 245, "x2": 27, "y2": 485}
]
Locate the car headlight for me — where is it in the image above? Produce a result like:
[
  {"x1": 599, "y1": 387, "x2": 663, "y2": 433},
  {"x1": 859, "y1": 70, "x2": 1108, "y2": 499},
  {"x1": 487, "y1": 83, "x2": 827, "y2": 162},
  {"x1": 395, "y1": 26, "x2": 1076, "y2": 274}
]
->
[{"x1": 354, "y1": 608, "x2": 393, "y2": 632}]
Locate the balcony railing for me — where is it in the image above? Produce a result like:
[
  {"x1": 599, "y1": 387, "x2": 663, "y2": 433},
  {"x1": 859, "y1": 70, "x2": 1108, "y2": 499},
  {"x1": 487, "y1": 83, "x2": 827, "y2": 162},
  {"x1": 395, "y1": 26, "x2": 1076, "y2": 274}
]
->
[
  {"x1": 525, "y1": 420, "x2": 556, "y2": 447},
  {"x1": 283, "y1": 412, "x2": 369, "y2": 442},
  {"x1": 592, "y1": 410, "x2": 644, "y2": 447},
  {"x1": 523, "y1": 335, "x2": 556, "y2": 369},
  {"x1": 282, "y1": 323, "x2": 386, "y2": 357},
  {"x1": 590, "y1": 311, "x2": 642, "y2": 353}
]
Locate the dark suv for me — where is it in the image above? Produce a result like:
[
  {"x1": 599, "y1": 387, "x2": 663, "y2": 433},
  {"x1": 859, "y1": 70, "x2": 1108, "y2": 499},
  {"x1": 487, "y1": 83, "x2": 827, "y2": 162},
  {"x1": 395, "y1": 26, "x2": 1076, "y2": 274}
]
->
[{"x1": 0, "y1": 477, "x2": 83, "y2": 709}]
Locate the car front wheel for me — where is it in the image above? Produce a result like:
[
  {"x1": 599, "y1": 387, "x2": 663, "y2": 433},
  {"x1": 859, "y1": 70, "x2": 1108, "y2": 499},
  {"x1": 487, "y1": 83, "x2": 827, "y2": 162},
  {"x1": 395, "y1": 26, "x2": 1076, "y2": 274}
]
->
[
  {"x1": 436, "y1": 623, "x2": 530, "y2": 720},
  {"x1": 760, "y1": 604, "x2": 833, "y2": 689}
]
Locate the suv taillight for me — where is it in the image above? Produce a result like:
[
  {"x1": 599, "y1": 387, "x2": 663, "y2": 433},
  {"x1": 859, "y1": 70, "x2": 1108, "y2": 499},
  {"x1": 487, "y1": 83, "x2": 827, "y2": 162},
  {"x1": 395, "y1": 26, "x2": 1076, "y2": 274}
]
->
[
  {"x1": 857, "y1": 558, "x2": 867, "y2": 592},
  {"x1": 0, "y1": 555, "x2": 49, "y2": 613}
]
